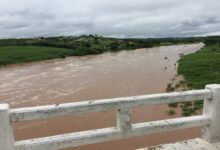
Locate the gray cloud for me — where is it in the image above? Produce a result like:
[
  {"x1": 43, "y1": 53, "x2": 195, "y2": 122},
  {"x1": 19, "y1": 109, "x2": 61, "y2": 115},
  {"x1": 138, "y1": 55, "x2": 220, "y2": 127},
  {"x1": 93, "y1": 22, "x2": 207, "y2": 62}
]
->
[{"x1": 0, "y1": 0, "x2": 220, "y2": 38}]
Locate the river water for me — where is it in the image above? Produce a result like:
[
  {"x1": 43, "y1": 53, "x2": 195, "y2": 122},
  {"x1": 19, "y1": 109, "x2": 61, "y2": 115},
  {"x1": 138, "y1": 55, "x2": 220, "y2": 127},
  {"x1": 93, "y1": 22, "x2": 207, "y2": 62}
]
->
[{"x1": 0, "y1": 43, "x2": 204, "y2": 150}]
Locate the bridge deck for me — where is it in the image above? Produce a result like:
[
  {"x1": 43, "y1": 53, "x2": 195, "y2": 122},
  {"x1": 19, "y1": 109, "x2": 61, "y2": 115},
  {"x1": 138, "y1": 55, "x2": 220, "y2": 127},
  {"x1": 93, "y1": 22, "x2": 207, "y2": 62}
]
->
[{"x1": 137, "y1": 138, "x2": 220, "y2": 150}]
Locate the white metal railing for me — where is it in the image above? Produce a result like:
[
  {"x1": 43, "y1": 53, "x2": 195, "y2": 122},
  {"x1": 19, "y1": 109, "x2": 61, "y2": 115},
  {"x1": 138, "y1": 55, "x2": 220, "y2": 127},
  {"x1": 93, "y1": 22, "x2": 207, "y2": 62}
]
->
[{"x1": 0, "y1": 84, "x2": 220, "y2": 150}]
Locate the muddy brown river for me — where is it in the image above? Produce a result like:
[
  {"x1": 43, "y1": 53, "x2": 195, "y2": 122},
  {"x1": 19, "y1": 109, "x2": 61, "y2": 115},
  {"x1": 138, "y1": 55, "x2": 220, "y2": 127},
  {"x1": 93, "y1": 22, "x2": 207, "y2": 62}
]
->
[{"x1": 0, "y1": 43, "x2": 204, "y2": 150}]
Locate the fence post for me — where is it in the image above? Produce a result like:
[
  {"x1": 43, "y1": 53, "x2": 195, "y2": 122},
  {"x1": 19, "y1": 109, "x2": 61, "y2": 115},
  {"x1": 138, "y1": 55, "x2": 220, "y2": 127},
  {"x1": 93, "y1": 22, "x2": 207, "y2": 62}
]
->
[
  {"x1": 117, "y1": 108, "x2": 132, "y2": 134},
  {"x1": 202, "y1": 84, "x2": 220, "y2": 143},
  {"x1": 0, "y1": 104, "x2": 15, "y2": 150}
]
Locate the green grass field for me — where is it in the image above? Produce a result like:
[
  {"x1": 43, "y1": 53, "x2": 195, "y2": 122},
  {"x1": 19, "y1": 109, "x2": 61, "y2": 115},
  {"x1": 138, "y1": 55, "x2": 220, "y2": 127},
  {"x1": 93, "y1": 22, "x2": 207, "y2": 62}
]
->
[
  {"x1": 178, "y1": 44, "x2": 220, "y2": 89},
  {"x1": 167, "y1": 44, "x2": 220, "y2": 116},
  {"x1": 0, "y1": 46, "x2": 71, "y2": 66}
]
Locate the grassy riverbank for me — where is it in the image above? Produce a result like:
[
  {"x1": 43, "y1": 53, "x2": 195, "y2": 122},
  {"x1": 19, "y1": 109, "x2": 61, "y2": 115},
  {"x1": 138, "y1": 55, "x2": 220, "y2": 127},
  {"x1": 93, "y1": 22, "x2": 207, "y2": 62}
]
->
[
  {"x1": 0, "y1": 35, "x2": 201, "y2": 66},
  {"x1": 0, "y1": 46, "x2": 71, "y2": 66},
  {"x1": 168, "y1": 38, "x2": 220, "y2": 116},
  {"x1": 178, "y1": 44, "x2": 220, "y2": 89}
]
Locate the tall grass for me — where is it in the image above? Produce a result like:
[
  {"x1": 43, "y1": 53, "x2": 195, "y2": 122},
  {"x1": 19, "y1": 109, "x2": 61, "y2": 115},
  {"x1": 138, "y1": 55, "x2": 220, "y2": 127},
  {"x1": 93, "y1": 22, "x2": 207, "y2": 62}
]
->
[{"x1": 178, "y1": 44, "x2": 220, "y2": 89}]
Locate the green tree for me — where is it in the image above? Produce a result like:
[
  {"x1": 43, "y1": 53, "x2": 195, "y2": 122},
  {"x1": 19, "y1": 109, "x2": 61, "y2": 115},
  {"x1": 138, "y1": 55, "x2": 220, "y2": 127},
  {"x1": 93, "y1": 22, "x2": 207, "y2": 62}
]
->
[{"x1": 109, "y1": 41, "x2": 119, "y2": 50}]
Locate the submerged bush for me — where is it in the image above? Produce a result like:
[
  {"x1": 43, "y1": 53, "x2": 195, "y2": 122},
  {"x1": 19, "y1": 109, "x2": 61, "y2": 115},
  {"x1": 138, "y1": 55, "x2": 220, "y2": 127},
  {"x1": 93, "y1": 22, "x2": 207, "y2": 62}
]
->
[{"x1": 167, "y1": 110, "x2": 176, "y2": 116}]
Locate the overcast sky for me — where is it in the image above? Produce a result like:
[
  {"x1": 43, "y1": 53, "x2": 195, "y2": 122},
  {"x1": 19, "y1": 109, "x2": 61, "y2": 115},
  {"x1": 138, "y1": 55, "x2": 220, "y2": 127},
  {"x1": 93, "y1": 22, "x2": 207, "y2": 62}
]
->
[{"x1": 0, "y1": 0, "x2": 220, "y2": 39}]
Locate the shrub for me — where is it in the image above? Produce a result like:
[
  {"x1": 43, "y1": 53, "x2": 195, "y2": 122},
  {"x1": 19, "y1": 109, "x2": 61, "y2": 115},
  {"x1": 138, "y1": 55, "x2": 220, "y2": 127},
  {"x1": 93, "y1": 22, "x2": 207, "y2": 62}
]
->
[
  {"x1": 168, "y1": 103, "x2": 178, "y2": 107},
  {"x1": 166, "y1": 83, "x2": 175, "y2": 92},
  {"x1": 167, "y1": 110, "x2": 176, "y2": 116},
  {"x1": 183, "y1": 101, "x2": 192, "y2": 107},
  {"x1": 109, "y1": 41, "x2": 119, "y2": 50}
]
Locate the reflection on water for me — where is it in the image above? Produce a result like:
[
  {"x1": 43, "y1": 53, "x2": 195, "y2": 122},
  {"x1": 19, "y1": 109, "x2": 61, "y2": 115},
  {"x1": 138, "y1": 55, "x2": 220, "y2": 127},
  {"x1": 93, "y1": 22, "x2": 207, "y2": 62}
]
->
[{"x1": 0, "y1": 43, "x2": 204, "y2": 150}]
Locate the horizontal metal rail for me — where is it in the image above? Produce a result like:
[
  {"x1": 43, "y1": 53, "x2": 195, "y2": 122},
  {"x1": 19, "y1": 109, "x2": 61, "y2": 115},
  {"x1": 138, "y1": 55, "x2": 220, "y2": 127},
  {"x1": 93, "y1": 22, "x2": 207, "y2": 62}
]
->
[
  {"x1": 14, "y1": 115, "x2": 210, "y2": 150},
  {"x1": 10, "y1": 89, "x2": 211, "y2": 122}
]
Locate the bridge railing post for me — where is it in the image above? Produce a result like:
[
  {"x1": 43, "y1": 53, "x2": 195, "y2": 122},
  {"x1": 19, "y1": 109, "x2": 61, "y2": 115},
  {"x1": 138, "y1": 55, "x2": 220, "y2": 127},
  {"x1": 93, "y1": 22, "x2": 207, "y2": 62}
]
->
[
  {"x1": 202, "y1": 84, "x2": 220, "y2": 143},
  {"x1": 0, "y1": 104, "x2": 15, "y2": 150},
  {"x1": 117, "y1": 108, "x2": 132, "y2": 134}
]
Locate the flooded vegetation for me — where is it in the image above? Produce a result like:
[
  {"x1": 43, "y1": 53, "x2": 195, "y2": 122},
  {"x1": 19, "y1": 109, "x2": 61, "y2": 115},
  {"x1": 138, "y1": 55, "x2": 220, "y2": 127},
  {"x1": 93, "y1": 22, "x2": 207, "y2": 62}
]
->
[{"x1": 0, "y1": 43, "x2": 204, "y2": 150}]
